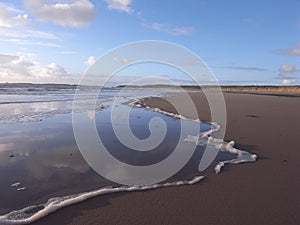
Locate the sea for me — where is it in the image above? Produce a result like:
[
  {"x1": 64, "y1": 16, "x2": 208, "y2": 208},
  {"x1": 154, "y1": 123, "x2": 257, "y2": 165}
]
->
[{"x1": 0, "y1": 83, "x2": 257, "y2": 224}]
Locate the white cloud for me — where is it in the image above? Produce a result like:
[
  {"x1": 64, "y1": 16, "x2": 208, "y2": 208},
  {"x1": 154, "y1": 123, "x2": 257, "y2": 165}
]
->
[
  {"x1": 26, "y1": 29, "x2": 58, "y2": 39},
  {"x1": 280, "y1": 64, "x2": 296, "y2": 73},
  {"x1": 121, "y1": 58, "x2": 131, "y2": 64},
  {"x1": 0, "y1": 37, "x2": 62, "y2": 48},
  {"x1": 23, "y1": 0, "x2": 44, "y2": 9},
  {"x1": 150, "y1": 23, "x2": 194, "y2": 36},
  {"x1": 84, "y1": 56, "x2": 96, "y2": 65},
  {"x1": 0, "y1": 27, "x2": 58, "y2": 39},
  {"x1": 275, "y1": 42, "x2": 300, "y2": 56},
  {"x1": 0, "y1": 54, "x2": 19, "y2": 64},
  {"x1": 0, "y1": 3, "x2": 61, "y2": 49},
  {"x1": 287, "y1": 45, "x2": 300, "y2": 56},
  {"x1": 220, "y1": 65, "x2": 267, "y2": 71},
  {"x1": 105, "y1": 0, "x2": 133, "y2": 14},
  {"x1": 25, "y1": 0, "x2": 96, "y2": 27},
  {"x1": 16, "y1": 51, "x2": 37, "y2": 58},
  {"x1": 282, "y1": 79, "x2": 296, "y2": 84},
  {"x1": 43, "y1": 63, "x2": 68, "y2": 78},
  {"x1": 0, "y1": 3, "x2": 29, "y2": 27},
  {"x1": 0, "y1": 53, "x2": 72, "y2": 83},
  {"x1": 61, "y1": 51, "x2": 78, "y2": 55},
  {"x1": 173, "y1": 27, "x2": 194, "y2": 36},
  {"x1": 113, "y1": 56, "x2": 131, "y2": 65}
]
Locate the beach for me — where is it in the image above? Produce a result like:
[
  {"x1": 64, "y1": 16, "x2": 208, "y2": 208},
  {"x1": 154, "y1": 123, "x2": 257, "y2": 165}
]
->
[
  {"x1": 32, "y1": 89, "x2": 300, "y2": 225},
  {"x1": 1, "y1": 0, "x2": 299, "y2": 224}
]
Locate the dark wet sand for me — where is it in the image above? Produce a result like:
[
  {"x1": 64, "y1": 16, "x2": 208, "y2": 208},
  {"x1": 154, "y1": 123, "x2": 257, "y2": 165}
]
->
[{"x1": 33, "y1": 91, "x2": 300, "y2": 225}]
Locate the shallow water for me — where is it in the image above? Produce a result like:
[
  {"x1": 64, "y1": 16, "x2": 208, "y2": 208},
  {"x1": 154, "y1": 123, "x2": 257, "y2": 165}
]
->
[
  {"x1": 0, "y1": 105, "x2": 215, "y2": 214},
  {"x1": 0, "y1": 84, "x2": 256, "y2": 224}
]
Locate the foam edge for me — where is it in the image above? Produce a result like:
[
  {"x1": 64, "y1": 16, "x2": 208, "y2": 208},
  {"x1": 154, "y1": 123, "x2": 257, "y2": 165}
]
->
[
  {"x1": 132, "y1": 99, "x2": 258, "y2": 174},
  {"x1": 0, "y1": 176, "x2": 205, "y2": 224}
]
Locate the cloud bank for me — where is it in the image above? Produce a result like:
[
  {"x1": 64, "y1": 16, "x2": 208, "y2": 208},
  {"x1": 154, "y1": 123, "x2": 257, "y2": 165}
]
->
[
  {"x1": 0, "y1": 3, "x2": 29, "y2": 27},
  {"x1": 0, "y1": 53, "x2": 73, "y2": 83},
  {"x1": 24, "y1": 0, "x2": 96, "y2": 27}
]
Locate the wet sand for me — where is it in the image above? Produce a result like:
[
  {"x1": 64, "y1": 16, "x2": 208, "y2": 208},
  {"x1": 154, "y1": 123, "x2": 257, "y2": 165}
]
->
[{"x1": 33, "y1": 90, "x2": 300, "y2": 225}]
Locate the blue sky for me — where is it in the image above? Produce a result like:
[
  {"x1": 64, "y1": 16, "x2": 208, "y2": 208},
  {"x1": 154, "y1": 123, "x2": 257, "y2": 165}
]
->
[{"x1": 0, "y1": 0, "x2": 299, "y2": 85}]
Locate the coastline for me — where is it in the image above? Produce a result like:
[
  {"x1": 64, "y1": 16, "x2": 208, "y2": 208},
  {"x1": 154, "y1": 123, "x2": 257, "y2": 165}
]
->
[{"x1": 31, "y1": 90, "x2": 300, "y2": 225}]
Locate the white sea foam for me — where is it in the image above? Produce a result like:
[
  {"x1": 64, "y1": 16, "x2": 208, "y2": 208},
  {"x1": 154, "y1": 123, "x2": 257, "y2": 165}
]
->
[
  {"x1": 185, "y1": 131, "x2": 257, "y2": 173},
  {"x1": 0, "y1": 176, "x2": 204, "y2": 225},
  {"x1": 16, "y1": 187, "x2": 26, "y2": 192},
  {"x1": 132, "y1": 99, "x2": 258, "y2": 174},
  {"x1": 11, "y1": 183, "x2": 20, "y2": 188}
]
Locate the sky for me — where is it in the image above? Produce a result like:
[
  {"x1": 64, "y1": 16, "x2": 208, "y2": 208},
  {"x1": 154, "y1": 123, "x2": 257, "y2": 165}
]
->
[{"x1": 0, "y1": 0, "x2": 299, "y2": 85}]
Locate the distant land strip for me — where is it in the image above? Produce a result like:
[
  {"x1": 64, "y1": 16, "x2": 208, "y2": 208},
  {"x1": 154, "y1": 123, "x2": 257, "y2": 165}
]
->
[{"x1": 0, "y1": 83, "x2": 299, "y2": 93}]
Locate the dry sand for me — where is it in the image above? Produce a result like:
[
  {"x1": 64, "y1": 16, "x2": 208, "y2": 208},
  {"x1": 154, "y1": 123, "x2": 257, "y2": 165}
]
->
[{"x1": 33, "y1": 91, "x2": 300, "y2": 225}]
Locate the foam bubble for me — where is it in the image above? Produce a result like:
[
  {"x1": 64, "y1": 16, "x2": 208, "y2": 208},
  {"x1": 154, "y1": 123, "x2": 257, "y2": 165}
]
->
[
  {"x1": 16, "y1": 187, "x2": 26, "y2": 192},
  {"x1": 0, "y1": 176, "x2": 204, "y2": 224},
  {"x1": 11, "y1": 183, "x2": 20, "y2": 188},
  {"x1": 134, "y1": 99, "x2": 258, "y2": 174},
  {"x1": 185, "y1": 130, "x2": 257, "y2": 174}
]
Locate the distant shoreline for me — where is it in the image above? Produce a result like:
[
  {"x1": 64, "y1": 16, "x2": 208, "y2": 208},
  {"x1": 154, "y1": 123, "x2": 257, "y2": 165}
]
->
[
  {"x1": 1, "y1": 82, "x2": 300, "y2": 93},
  {"x1": 123, "y1": 85, "x2": 300, "y2": 94}
]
